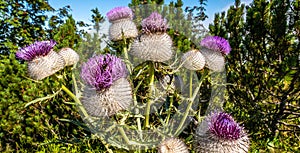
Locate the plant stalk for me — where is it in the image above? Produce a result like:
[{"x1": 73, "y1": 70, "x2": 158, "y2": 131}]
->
[
  {"x1": 145, "y1": 62, "x2": 155, "y2": 128},
  {"x1": 174, "y1": 70, "x2": 208, "y2": 136},
  {"x1": 61, "y1": 84, "x2": 89, "y2": 119}
]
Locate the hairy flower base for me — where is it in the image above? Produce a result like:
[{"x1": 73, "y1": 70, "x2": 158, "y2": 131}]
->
[
  {"x1": 181, "y1": 50, "x2": 206, "y2": 71},
  {"x1": 28, "y1": 50, "x2": 65, "y2": 80},
  {"x1": 200, "y1": 47, "x2": 225, "y2": 72},
  {"x1": 58, "y1": 48, "x2": 79, "y2": 66},
  {"x1": 81, "y1": 78, "x2": 133, "y2": 117},
  {"x1": 194, "y1": 131, "x2": 250, "y2": 153},
  {"x1": 109, "y1": 18, "x2": 138, "y2": 41},
  {"x1": 158, "y1": 137, "x2": 189, "y2": 153},
  {"x1": 130, "y1": 33, "x2": 173, "y2": 62}
]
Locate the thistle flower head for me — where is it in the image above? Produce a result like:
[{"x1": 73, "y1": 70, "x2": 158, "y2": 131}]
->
[
  {"x1": 200, "y1": 36, "x2": 231, "y2": 55},
  {"x1": 58, "y1": 48, "x2": 79, "y2": 66},
  {"x1": 81, "y1": 78, "x2": 133, "y2": 117},
  {"x1": 16, "y1": 40, "x2": 56, "y2": 61},
  {"x1": 181, "y1": 49, "x2": 206, "y2": 70},
  {"x1": 80, "y1": 54, "x2": 127, "y2": 91},
  {"x1": 130, "y1": 33, "x2": 173, "y2": 62},
  {"x1": 194, "y1": 112, "x2": 250, "y2": 152},
  {"x1": 209, "y1": 112, "x2": 242, "y2": 140},
  {"x1": 158, "y1": 138, "x2": 189, "y2": 153},
  {"x1": 106, "y1": 6, "x2": 133, "y2": 22},
  {"x1": 141, "y1": 12, "x2": 168, "y2": 34}
]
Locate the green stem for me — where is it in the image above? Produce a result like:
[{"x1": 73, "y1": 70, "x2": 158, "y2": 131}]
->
[
  {"x1": 121, "y1": 37, "x2": 142, "y2": 138},
  {"x1": 174, "y1": 70, "x2": 208, "y2": 136},
  {"x1": 123, "y1": 46, "x2": 132, "y2": 74},
  {"x1": 71, "y1": 64, "x2": 79, "y2": 96},
  {"x1": 133, "y1": 91, "x2": 143, "y2": 139},
  {"x1": 118, "y1": 127, "x2": 131, "y2": 145},
  {"x1": 97, "y1": 135, "x2": 114, "y2": 153},
  {"x1": 165, "y1": 95, "x2": 173, "y2": 125},
  {"x1": 174, "y1": 101, "x2": 193, "y2": 136},
  {"x1": 189, "y1": 70, "x2": 193, "y2": 98},
  {"x1": 191, "y1": 71, "x2": 208, "y2": 101},
  {"x1": 122, "y1": 36, "x2": 132, "y2": 74},
  {"x1": 61, "y1": 84, "x2": 89, "y2": 119},
  {"x1": 25, "y1": 89, "x2": 61, "y2": 107},
  {"x1": 145, "y1": 62, "x2": 155, "y2": 128},
  {"x1": 64, "y1": 71, "x2": 114, "y2": 153}
]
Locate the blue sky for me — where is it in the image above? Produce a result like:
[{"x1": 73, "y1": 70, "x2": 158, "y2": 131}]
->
[{"x1": 47, "y1": 0, "x2": 252, "y2": 28}]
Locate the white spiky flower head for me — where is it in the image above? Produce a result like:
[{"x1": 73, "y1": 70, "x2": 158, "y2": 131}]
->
[
  {"x1": 16, "y1": 40, "x2": 65, "y2": 80},
  {"x1": 181, "y1": 49, "x2": 206, "y2": 71},
  {"x1": 80, "y1": 54, "x2": 132, "y2": 117},
  {"x1": 107, "y1": 6, "x2": 138, "y2": 41},
  {"x1": 130, "y1": 12, "x2": 173, "y2": 62},
  {"x1": 158, "y1": 137, "x2": 189, "y2": 153},
  {"x1": 58, "y1": 47, "x2": 79, "y2": 66},
  {"x1": 200, "y1": 36, "x2": 231, "y2": 72},
  {"x1": 81, "y1": 78, "x2": 133, "y2": 117},
  {"x1": 194, "y1": 112, "x2": 250, "y2": 153}
]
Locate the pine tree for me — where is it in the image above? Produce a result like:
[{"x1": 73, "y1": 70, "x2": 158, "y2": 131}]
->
[
  {"x1": 91, "y1": 8, "x2": 105, "y2": 34},
  {"x1": 209, "y1": 0, "x2": 300, "y2": 151},
  {"x1": 78, "y1": 8, "x2": 106, "y2": 61},
  {"x1": 185, "y1": 0, "x2": 208, "y2": 40},
  {"x1": 53, "y1": 15, "x2": 81, "y2": 49},
  {"x1": 0, "y1": 0, "x2": 53, "y2": 54},
  {"x1": 0, "y1": 1, "x2": 91, "y2": 151}
]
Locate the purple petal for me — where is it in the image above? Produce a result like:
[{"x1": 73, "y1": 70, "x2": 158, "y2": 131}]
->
[
  {"x1": 141, "y1": 12, "x2": 168, "y2": 34},
  {"x1": 80, "y1": 54, "x2": 128, "y2": 91},
  {"x1": 106, "y1": 6, "x2": 133, "y2": 22},
  {"x1": 200, "y1": 36, "x2": 231, "y2": 55},
  {"x1": 209, "y1": 112, "x2": 242, "y2": 140},
  {"x1": 16, "y1": 40, "x2": 56, "y2": 61}
]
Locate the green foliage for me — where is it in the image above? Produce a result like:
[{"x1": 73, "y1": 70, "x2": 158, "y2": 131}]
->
[
  {"x1": 0, "y1": 0, "x2": 53, "y2": 54},
  {"x1": 129, "y1": 0, "x2": 202, "y2": 54},
  {"x1": 53, "y1": 15, "x2": 81, "y2": 49},
  {"x1": 209, "y1": 0, "x2": 300, "y2": 151},
  {"x1": 91, "y1": 8, "x2": 105, "y2": 33},
  {"x1": 0, "y1": 1, "x2": 105, "y2": 152},
  {"x1": 0, "y1": 53, "x2": 89, "y2": 152},
  {"x1": 129, "y1": 0, "x2": 164, "y2": 6},
  {"x1": 185, "y1": 0, "x2": 208, "y2": 21}
]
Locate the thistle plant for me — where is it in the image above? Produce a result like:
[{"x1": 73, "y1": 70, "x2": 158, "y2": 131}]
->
[
  {"x1": 16, "y1": 40, "x2": 65, "y2": 80},
  {"x1": 107, "y1": 6, "x2": 138, "y2": 41},
  {"x1": 80, "y1": 54, "x2": 132, "y2": 117},
  {"x1": 194, "y1": 112, "x2": 250, "y2": 153},
  {"x1": 200, "y1": 36, "x2": 231, "y2": 72},
  {"x1": 130, "y1": 12, "x2": 173, "y2": 62},
  {"x1": 181, "y1": 49, "x2": 206, "y2": 71},
  {"x1": 18, "y1": 4, "x2": 250, "y2": 153}
]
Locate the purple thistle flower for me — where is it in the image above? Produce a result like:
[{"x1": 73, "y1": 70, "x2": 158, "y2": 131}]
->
[
  {"x1": 195, "y1": 112, "x2": 250, "y2": 152},
  {"x1": 106, "y1": 6, "x2": 133, "y2": 22},
  {"x1": 141, "y1": 12, "x2": 168, "y2": 34},
  {"x1": 200, "y1": 36, "x2": 231, "y2": 55},
  {"x1": 16, "y1": 40, "x2": 56, "y2": 61},
  {"x1": 209, "y1": 112, "x2": 242, "y2": 140},
  {"x1": 80, "y1": 54, "x2": 127, "y2": 91}
]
